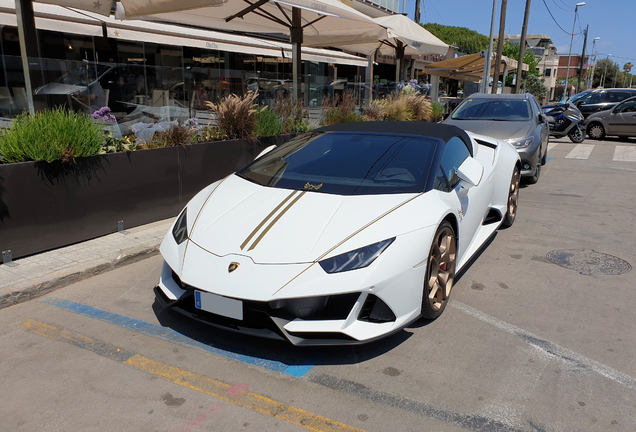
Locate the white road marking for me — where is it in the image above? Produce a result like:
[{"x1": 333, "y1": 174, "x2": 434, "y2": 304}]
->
[
  {"x1": 564, "y1": 144, "x2": 595, "y2": 159},
  {"x1": 450, "y1": 300, "x2": 636, "y2": 392},
  {"x1": 613, "y1": 145, "x2": 636, "y2": 162},
  {"x1": 548, "y1": 142, "x2": 559, "y2": 151}
]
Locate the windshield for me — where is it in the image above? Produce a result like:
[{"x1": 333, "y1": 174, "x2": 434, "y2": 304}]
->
[
  {"x1": 237, "y1": 132, "x2": 438, "y2": 195},
  {"x1": 568, "y1": 90, "x2": 593, "y2": 104},
  {"x1": 451, "y1": 98, "x2": 532, "y2": 121}
]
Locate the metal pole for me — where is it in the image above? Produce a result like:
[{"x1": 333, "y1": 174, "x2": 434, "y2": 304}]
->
[
  {"x1": 576, "y1": 25, "x2": 588, "y2": 94},
  {"x1": 481, "y1": 0, "x2": 497, "y2": 93},
  {"x1": 515, "y1": 0, "x2": 531, "y2": 94},
  {"x1": 491, "y1": 0, "x2": 507, "y2": 94},
  {"x1": 587, "y1": 37, "x2": 599, "y2": 89},
  {"x1": 290, "y1": 7, "x2": 302, "y2": 101},
  {"x1": 602, "y1": 54, "x2": 611, "y2": 88},
  {"x1": 612, "y1": 62, "x2": 618, "y2": 88},
  {"x1": 15, "y1": 0, "x2": 38, "y2": 114},
  {"x1": 563, "y1": 3, "x2": 584, "y2": 99}
]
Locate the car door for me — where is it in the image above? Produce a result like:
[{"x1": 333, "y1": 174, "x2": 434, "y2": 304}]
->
[
  {"x1": 436, "y1": 137, "x2": 492, "y2": 262},
  {"x1": 578, "y1": 91, "x2": 606, "y2": 117},
  {"x1": 531, "y1": 97, "x2": 549, "y2": 150},
  {"x1": 609, "y1": 99, "x2": 636, "y2": 136}
]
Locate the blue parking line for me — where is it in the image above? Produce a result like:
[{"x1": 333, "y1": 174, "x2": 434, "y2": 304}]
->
[
  {"x1": 547, "y1": 157, "x2": 553, "y2": 162},
  {"x1": 41, "y1": 297, "x2": 313, "y2": 378}
]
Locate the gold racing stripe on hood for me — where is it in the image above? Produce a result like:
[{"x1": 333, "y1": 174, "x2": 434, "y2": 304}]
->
[
  {"x1": 248, "y1": 191, "x2": 307, "y2": 251},
  {"x1": 240, "y1": 190, "x2": 300, "y2": 251}
]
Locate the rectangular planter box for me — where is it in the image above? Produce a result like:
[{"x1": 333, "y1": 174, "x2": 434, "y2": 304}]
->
[{"x1": 0, "y1": 135, "x2": 295, "y2": 260}]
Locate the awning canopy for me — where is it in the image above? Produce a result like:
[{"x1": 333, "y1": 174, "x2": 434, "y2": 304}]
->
[
  {"x1": 0, "y1": 0, "x2": 367, "y2": 66},
  {"x1": 418, "y1": 52, "x2": 528, "y2": 83}
]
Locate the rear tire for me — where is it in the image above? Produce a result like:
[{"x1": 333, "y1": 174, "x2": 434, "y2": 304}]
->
[
  {"x1": 587, "y1": 123, "x2": 605, "y2": 140},
  {"x1": 501, "y1": 166, "x2": 520, "y2": 228},
  {"x1": 421, "y1": 222, "x2": 456, "y2": 320},
  {"x1": 568, "y1": 125, "x2": 585, "y2": 143}
]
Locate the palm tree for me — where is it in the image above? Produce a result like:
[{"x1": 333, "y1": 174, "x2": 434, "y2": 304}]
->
[{"x1": 624, "y1": 63, "x2": 634, "y2": 88}]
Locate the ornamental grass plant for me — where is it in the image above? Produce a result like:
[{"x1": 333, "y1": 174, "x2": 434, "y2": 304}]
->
[
  {"x1": 273, "y1": 95, "x2": 309, "y2": 133},
  {"x1": 206, "y1": 91, "x2": 258, "y2": 140},
  {"x1": 321, "y1": 91, "x2": 363, "y2": 125},
  {"x1": 0, "y1": 108, "x2": 104, "y2": 163}
]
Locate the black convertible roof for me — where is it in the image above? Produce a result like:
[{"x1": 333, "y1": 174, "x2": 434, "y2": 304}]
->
[{"x1": 315, "y1": 121, "x2": 473, "y2": 155}]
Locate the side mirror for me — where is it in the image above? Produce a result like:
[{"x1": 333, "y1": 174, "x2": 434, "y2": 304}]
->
[
  {"x1": 456, "y1": 157, "x2": 484, "y2": 190},
  {"x1": 538, "y1": 113, "x2": 547, "y2": 123},
  {"x1": 255, "y1": 145, "x2": 276, "y2": 160}
]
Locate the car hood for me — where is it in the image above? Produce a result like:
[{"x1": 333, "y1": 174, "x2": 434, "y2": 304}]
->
[
  {"x1": 188, "y1": 175, "x2": 415, "y2": 264},
  {"x1": 34, "y1": 83, "x2": 89, "y2": 95},
  {"x1": 445, "y1": 119, "x2": 533, "y2": 140}
]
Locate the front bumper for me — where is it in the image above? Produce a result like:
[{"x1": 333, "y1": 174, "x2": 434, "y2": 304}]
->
[
  {"x1": 515, "y1": 141, "x2": 541, "y2": 177},
  {"x1": 155, "y1": 262, "x2": 416, "y2": 346}
]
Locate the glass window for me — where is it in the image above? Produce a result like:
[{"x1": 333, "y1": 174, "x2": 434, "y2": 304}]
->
[
  {"x1": 439, "y1": 137, "x2": 471, "y2": 189},
  {"x1": 609, "y1": 91, "x2": 630, "y2": 102},
  {"x1": 583, "y1": 91, "x2": 605, "y2": 105},
  {"x1": 544, "y1": 68, "x2": 551, "y2": 77},
  {"x1": 433, "y1": 167, "x2": 451, "y2": 192},
  {"x1": 238, "y1": 132, "x2": 438, "y2": 195},
  {"x1": 616, "y1": 100, "x2": 636, "y2": 113}
]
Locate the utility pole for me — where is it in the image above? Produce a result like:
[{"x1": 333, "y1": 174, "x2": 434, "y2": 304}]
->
[
  {"x1": 414, "y1": 0, "x2": 421, "y2": 24},
  {"x1": 576, "y1": 25, "x2": 588, "y2": 93},
  {"x1": 491, "y1": 0, "x2": 507, "y2": 94},
  {"x1": 515, "y1": 0, "x2": 531, "y2": 94},
  {"x1": 481, "y1": 0, "x2": 497, "y2": 93}
]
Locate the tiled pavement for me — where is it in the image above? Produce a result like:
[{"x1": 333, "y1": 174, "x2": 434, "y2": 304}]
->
[{"x1": 0, "y1": 218, "x2": 174, "y2": 309}]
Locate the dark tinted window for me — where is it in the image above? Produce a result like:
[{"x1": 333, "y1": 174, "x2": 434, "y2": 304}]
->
[
  {"x1": 609, "y1": 91, "x2": 631, "y2": 102},
  {"x1": 451, "y1": 98, "x2": 532, "y2": 121},
  {"x1": 440, "y1": 137, "x2": 471, "y2": 189},
  {"x1": 433, "y1": 167, "x2": 450, "y2": 192},
  {"x1": 238, "y1": 132, "x2": 439, "y2": 195},
  {"x1": 583, "y1": 91, "x2": 605, "y2": 105}
]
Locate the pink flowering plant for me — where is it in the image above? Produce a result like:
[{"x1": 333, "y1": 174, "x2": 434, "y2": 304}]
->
[{"x1": 92, "y1": 106, "x2": 116, "y2": 123}]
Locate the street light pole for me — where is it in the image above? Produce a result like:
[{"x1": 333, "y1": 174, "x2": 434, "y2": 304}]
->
[
  {"x1": 601, "y1": 54, "x2": 612, "y2": 88},
  {"x1": 481, "y1": 0, "x2": 497, "y2": 93},
  {"x1": 587, "y1": 37, "x2": 599, "y2": 89},
  {"x1": 563, "y1": 2, "x2": 585, "y2": 100},
  {"x1": 612, "y1": 62, "x2": 619, "y2": 88}
]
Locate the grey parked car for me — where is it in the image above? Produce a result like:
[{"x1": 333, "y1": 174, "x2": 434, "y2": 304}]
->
[
  {"x1": 584, "y1": 95, "x2": 636, "y2": 139},
  {"x1": 443, "y1": 93, "x2": 549, "y2": 184}
]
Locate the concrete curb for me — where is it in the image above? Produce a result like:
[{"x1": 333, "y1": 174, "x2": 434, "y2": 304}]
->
[{"x1": 0, "y1": 245, "x2": 161, "y2": 310}]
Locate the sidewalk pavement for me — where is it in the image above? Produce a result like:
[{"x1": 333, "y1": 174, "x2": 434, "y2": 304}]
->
[{"x1": 0, "y1": 218, "x2": 174, "y2": 309}]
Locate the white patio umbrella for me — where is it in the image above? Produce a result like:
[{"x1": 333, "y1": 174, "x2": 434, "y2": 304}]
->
[
  {"x1": 39, "y1": 0, "x2": 389, "y2": 100},
  {"x1": 305, "y1": 14, "x2": 448, "y2": 82}
]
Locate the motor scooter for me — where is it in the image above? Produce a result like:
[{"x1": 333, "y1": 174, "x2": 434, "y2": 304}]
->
[{"x1": 541, "y1": 102, "x2": 585, "y2": 143}]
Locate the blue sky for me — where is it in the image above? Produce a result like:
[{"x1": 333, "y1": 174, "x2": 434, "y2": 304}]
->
[{"x1": 402, "y1": 0, "x2": 634, "y2": 69}]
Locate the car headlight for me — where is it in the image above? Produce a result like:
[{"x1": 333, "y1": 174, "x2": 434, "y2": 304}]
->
[
  {"x1": 319, "y1": 238, "x2": 395, "y2": 274},
  {"x1": 172, "y1": 208, "x2": 188, "y2": 244},
  {"x1": 506, "y1": 136, "x2": 534, "y2": 148}
]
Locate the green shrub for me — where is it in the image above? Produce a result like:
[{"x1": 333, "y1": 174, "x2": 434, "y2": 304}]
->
[
  {"x1": 0, "y1": 108, "x2": 104, "y2": 163},
  {"x1": 431, "y1": 102, "x2": 445, "y2": 122},
  {"x1": 255, "y1": 107, "x2": 282, "y2": 137},
  {"x1": 100, "y1": 133, "x2": 136, "y2": 154}
]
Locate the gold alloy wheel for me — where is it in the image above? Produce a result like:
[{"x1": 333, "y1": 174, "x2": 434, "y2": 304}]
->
[
  {"x1": 509, "y1": 168, "x2": 520, "y2": 220},
  {"x1": 427, "y1": 226, "x2": 456, "y2": 312}
]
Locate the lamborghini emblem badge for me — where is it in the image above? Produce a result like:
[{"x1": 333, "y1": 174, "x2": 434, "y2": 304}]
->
[{"x1": 228, "y1": 262, "x2": 240, "y2": 273}]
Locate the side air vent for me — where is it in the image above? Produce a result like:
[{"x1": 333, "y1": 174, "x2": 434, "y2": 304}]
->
[
  {"x1": 475, "y1": 138, "x2": 498, "y2": 149},
  {"x1": 358, "y1": 294, "x2": 396, "y2": 323},
  {"x1": 482, "y1": 208, "x2": 502, "y2": 225}
]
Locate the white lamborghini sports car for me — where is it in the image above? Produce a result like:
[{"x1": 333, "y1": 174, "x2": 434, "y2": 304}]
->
[{"x1": 155, "y1": 122, "x2": 521, "y2": 345}]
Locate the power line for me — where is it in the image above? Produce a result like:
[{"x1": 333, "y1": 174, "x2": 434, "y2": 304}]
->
[
  {"x1": 550, "y1": 0, "x2": 573, "y2": 12},
  {"x1": 540, "y1": 0, "x2": 583, "y2": 36},
  {"x1": 425, "y1": 0, "x2": 446, "y2": 25}
]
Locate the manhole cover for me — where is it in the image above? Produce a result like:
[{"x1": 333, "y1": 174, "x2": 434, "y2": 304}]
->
[{"x1": 546, "y1": 249, "x2": 632, "y2": 275}]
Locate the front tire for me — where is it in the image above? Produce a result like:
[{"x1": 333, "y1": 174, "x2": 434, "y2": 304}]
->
[
  {"x1": 568, "y1": 125, "x2": 585, "y2": 143},
  {"x1": 421, "y1": 222, "x2": 456, "y2": 320},
  {"x1": 501, "y1": 166, "x2": 520, "y2": 228},
  {"x1": 587, "y1": 123, "x2": 606, "y2": 140},
  {"x1": 524, "y1": 159, "x2": 541, "y2": 184}
]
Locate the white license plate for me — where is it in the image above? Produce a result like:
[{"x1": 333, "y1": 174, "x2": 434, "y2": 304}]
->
[{"x1": 194, "y1": 290, "x2": 243, "y2": 320}]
